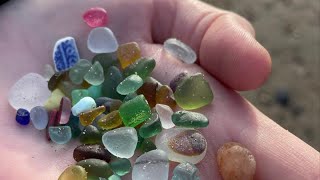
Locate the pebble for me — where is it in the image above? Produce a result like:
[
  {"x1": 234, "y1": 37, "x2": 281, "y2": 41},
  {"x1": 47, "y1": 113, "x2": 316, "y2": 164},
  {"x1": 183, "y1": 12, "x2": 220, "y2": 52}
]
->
[
  {"x1": 117, "y1": 42, "x2": 141, "y2": 69},
  {"x1": 67, "y1": 115, "x2": 82, "y2": 138},
  {"x1": 170, "y1": 72, "x2": 189, "y2": 92},
  {"x1": 155, "y1": 104, "x2": 175, "y2": 129},
  {"x1": 156, "y1": 85, "x2": 176, "y2": 109},
  {"x1": 217, "y1": 142, "x2": 256, "y2": 180},
  {"x1": 77, "y1": 159, "x2": 113, "y2": 179},
  {"x1": 73, "y1": 144, "x2": 112, "y2": 162},
  {"x1": 42, "y1": 64, "x2": 55, "y2": 81},
  {"x1": 53, "y1": 36, "x2": 80, "y2": 72},
  {"x1": 172, "y1": 162, "x2": 200, "y2": 180},
  {"x1": 80, "y1": 106, "x2": 106, "y2": 126},
  {"x1": 172, "y1": 111, "x2": 209, "y2": 128},
  {"x1": 48, "y1": 72, "x2": 66, "y2": 91},
  {"x1": 44, "y1": 89, "x2": 66, "y2": 110},
  {"x1": 155, "y1": 128, "x2": 207, "y2": 164},
  {"x1": 83, "y1": 7, "x2": 108, "y2": 27},
  {"x1": 56, "y1": 97, "x2": 72, "y2": 125},
  {"x1": 118, "y1": 95, "x2": 152, "y2": 127},
  {"x1": 163, "y1": 38, "x2": 197, "y2": 64},
  {"x1": 8, "y1": 73, "x2": 51, "y2": 111},
  {"x1": 69, "y1": 59, "x2": 92, "y2": 85},
  {"x1": 46, "y1": 110, "x2": 58, "y2": 141},
  {"x1": 110, "y1": 158, "x2": 132, "y2": 176},
  {"x1": 79, "y1": 125, "x2": 102, "y2": 145},
  {"x1": 92, "y1": 53, "x2": 119, "y2": 73},
  {"x1": 30, "y1": 106, "x2": 49, "y2": 130},
  {"x1": 49, "y1": 126, "x2": 72, "y2": 144},
  {"x1": 72, "y1": 89, "x2": 89, "y2": 105},
  {"x1": 139, "y1": 112, "x2": 162, "y2": 138},
  {"x1": 84, "y1": 61, "x2": 105, "y2": 86},
  {"x1": 88, "y1": 27, "x2": 119, "y2": 53},
  {"x1": 58, "y1": 165, "x2": 87, "y2": 180},
  {"x1": 71, "y1": 97, "x2": 96, "y2": 116},
  {"x1": 95, "y1": 97, "x2": 122, "y2": 113},
  {"x1": 16, "y1": 108, "x2": 30, "y2": 125},
  {"x1": 174, "y1": 73, "x2": 213, "y2": 110},
  {"x1": 102, "y1": 66, "x2": 124, "y2": 100},
  {"x1": 137, "y1": 77, "x2": 159, "y2": 108},
  {"x1": 132, "y1": 150, "x2": 169, "y2": 180},
  {"x1": 123, "y1": 58, "x2": 156, "y2": 79},
  {"x1": 97, "y1": 110, "x2": 123, "y2": 130},
  {"x1": 116, "y1": 74, "x2": 143, "y2": 95},
  {"x1": 102, "y1": 127, "x2": 138, "y2": 158}
]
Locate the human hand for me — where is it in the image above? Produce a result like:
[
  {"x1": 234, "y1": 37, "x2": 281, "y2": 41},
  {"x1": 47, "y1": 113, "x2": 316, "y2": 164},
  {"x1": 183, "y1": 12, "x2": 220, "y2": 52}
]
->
[{"x1": 0, "y1": 0, "x2": 318, "y2": 179}]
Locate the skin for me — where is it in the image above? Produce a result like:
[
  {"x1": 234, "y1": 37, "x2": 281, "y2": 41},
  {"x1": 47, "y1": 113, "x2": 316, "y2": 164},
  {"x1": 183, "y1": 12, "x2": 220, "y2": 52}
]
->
[{"x1": 0, "y1": 0, "x2": 318, "y2": 179}]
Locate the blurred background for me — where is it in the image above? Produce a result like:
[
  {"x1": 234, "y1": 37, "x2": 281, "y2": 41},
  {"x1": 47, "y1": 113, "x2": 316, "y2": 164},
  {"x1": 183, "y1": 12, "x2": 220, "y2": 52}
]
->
[{"x1": 202, "y1": 0, "x2": 320, "y2": 150}]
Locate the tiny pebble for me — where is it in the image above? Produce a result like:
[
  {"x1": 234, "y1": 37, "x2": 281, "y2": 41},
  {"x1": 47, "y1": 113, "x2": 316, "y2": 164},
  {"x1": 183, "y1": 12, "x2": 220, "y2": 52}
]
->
[
  {"x1": 164, "y1": 38, "x2": 197, "y2": 64},
  {"x1": 15, "y1": 108, "x2": 30, "y2": 125}
]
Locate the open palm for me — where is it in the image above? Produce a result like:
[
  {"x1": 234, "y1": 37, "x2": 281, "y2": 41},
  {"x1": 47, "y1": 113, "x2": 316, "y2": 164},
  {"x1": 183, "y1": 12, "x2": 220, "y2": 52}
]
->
[{"x1": 0, "y1": 0, "x2": 318, "y2": 179}]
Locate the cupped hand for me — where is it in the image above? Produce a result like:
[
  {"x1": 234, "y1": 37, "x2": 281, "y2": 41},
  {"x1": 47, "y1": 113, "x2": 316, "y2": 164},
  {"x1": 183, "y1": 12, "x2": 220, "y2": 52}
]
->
[{"x1": 0, "y1": 0, "x2": 318, "y2": 179}]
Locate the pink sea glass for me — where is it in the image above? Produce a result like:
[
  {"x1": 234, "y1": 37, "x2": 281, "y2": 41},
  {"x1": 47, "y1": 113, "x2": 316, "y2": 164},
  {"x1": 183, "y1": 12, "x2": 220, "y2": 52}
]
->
[
  {"x1": 57, "y1": 97, "x2": 72, "y2": 125},
  {"x1": 46, "y1": 110, "x2": 58, "y2": 141},
  {"x1": 83, "y1": 7, "x2": 108, "y2": 27}
]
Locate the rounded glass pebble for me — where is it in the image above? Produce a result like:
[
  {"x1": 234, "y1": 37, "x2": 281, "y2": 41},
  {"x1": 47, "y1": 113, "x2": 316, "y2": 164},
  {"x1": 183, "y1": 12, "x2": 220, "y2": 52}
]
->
[
  {"x1": 83, "y1": 7, "x2": 108, "y2": 27},
  {"x1": 155, "y1": 104, "x2": 175, "y2": 129},
  {"x1": 30, "y1": 106, "x2": 49, "y2": 130},
  {"x1": 84, "y1": 61, "x2": 105, "y2": 86},
  {"x1": 172, "y1": 111, "x2": 209, "y2": 128},
  {"x1": 108, "y1": 175, "x2": 121, "y2": 180},
  {"x1": 16, "y1": 108, "x2": 30, "y2": 125},
  {"x1": 69, "y1": 59, "x2": 92, "y2": 85},
  {"x1": 88, "y1": 27, "x2": 119, "y2": 53},
  {"x1": 172, "y1": 162, "x2": 200, "y2": 180},
  {"x1": 102, "y1": 127, "x2": 138, "y2": 158},
  {"x1": 217, "y1": 142, "x2": 256, "y2": 180},
  {"x1": 58, "y1": 165, "x2": 87, "y2": 180},
  {"x1": 8, "y1": 73, "x2": 51, "y2": 111},
  {"x1": 71, "y1": 97, "x2": 97, "y2": 116},
  {"x1": 79, "y1": 125, "x2": 102, "y2": 145},
  {"x1": 170, "y1": 72, "x2": 189, "y2": 92},
  {"x1": 139, "y1": 112, "x2": 162, "y2": 138},
  {"x1": 76, "y1": 158, "x2": 113, "y2": 178},
  {"x1": 110, "y1": 158, "x2": 132, "y2": 176},
  {"x1": 42, "y1": 64, "x2": 55, "y2": 81},
  {"x1": 116, "y1": 74, "x2": 143, "y2": 95},
  {"x1": 49, "y1": 126, "x2": 72, "y2": 144},
  {"x1": 132, "y1": 150, "x2": 169, "y2": 180},
  {"x1": 163, "y1": 38, "x2": 197, "y2": 64}
]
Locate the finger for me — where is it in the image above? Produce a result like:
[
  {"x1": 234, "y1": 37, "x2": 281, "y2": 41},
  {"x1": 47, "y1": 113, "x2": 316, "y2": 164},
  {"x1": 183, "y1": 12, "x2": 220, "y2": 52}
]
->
[
  {"x1": 141, "y1": 43, "x2": 319, "y2": 180},
  {"x1": 152, "y1": 0, "x2": 271, "y2": 91}
]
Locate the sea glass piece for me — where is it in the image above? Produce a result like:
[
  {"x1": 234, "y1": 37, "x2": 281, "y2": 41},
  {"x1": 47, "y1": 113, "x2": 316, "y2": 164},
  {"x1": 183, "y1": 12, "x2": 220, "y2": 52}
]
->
[
  {"x1": 46, "y1": 110, "x2": 58, "y2": 140},
  {"x1": 172, "y1": 162, "x2": 200, "y2": 180},
  {"x1": 156, "y1": 85, "x2": 176, "y2": 109},
  {"x1": 30, "y1": 106, "x2": 49, "y2": 130},
  {"x1": 53, "y1": 36, "x2": 80, "y2": 72},
  {"x1": 155, "y1": 104, "x2": 175, "y2": 129},
  {"x1": 58, "y1": 80, "x2": 82, "y2": 98},
  {"x1": 83, "y1": 7, "x2": 108, "y2": 27},
  {"x1": 110, "y1": 158, "x2": 131, "y2": 176},
  {"x1": 16, "y1": 108, "x2": 30, "y2": 125},
  {"x1": 58, "y1": 165, "x2": 87, "y2": 180},
  {"x1": 92, "y1": 53, "x2": 119, "y2": 74},
  {"x1": 43, "y1": 64, "x2": 55, "y2": 81},
  {"x1": 118, "y1": 95, "x2": 152, "y2": 127},
  {"x1": 108, "y1": 175, "x2": 121, "y2": 180},
  {"x1": 163, "y1": 38, "x2": 197, "y2": 64},
  {"x1": 117, "y1": 42, "x2": 141, "y2": 69},
  {"x1": 44, "y1": 89, "x2": 65, "y2": 111},
  {"x1": 217, "y1": 142, "x2": 256, "y2": 180},
  {"x1": 95, "y1": 97, "x2": 122, "y2": 113},
  {"x1": 123, "y1": 58, "x2": 156, "y2": 79},
  {"x1": 72, "y1": 89, "x2": 89, "y2": 105},
  {"x1": 49, "y1": 126, "x2": 72, "y2": 144},
  {"x1": 137, "y1": 77, "x2": 160, "y2": 107},
  {"x1": 79, "y1": 125, "x2": 102, "y2": 145},
  {"x1": 84, "y1": 61, "x2": 105, "y2": 86},
  {"x1": 67, "y1": 115, "x2": 82, "y2": 138},
  {"x1": 116, "y1": 74, "x2": 143, "y2": 95},
  {"x1": 139, "y1": 112, "x2": 162, "y2": 138},
  {"x1": 102, "y1": 66, "x2": 124, "y2": 100},
  {"x1": 97, "y1": 110, "x2": 123, "y2": 130},
  {"x1": 80, "y1": 106, "x2": 106, "y2": 126},
  {"x1": 102, "y1": 127, "x2": 138, "y2": 158},
  {"x1": 140, "y1": 139, "x2": 157, "y2": 153},
  {"x1": 77, "y1": 159, "x2": 113, "y2": 179},
  {"x1": 88, "y1": 85, "x2": 102, "y2": 99},
  {"x1": 71, "y1": 97, "x2": 96, "y2": 116},
  {"x1": 48, "y1": 72, "x2": 66, "y2": 91},
  {"x1": 8, "y1": 73, "x2": 51, "y2": 111},
  {"x1": 56, "y1": 97, "x2": 72, "y2": 124},
  {"x1": 172, "y1": 111, "x2": 209, "y2": 128},
  {"x1": 132, "y1": 150, "x2": 169, "y2": 180},
  {"x1": 170, "y1": 72, "x2": 189, "y2": 92},
  {"x1": 155, "y1": 128, "x2": 207, "y2": 164},
  {"x1": 88, "y1": 27, "x2": 119, "y2": 53},
  {"x1": 69, "y1": 59, "x2": 92, "y2": 85},
  {"x1": 136, "y1": 134, "x2": 144, "y2": 150},
  {"x1": 123, "y1": 93, "x2": 137, "y2": 102},
  {"x1": 174, "y1": 73, "x2": 213, "y2": 110},
  {"x1": 73, "y1": 144, "x2": 112, "y2": 162}
]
